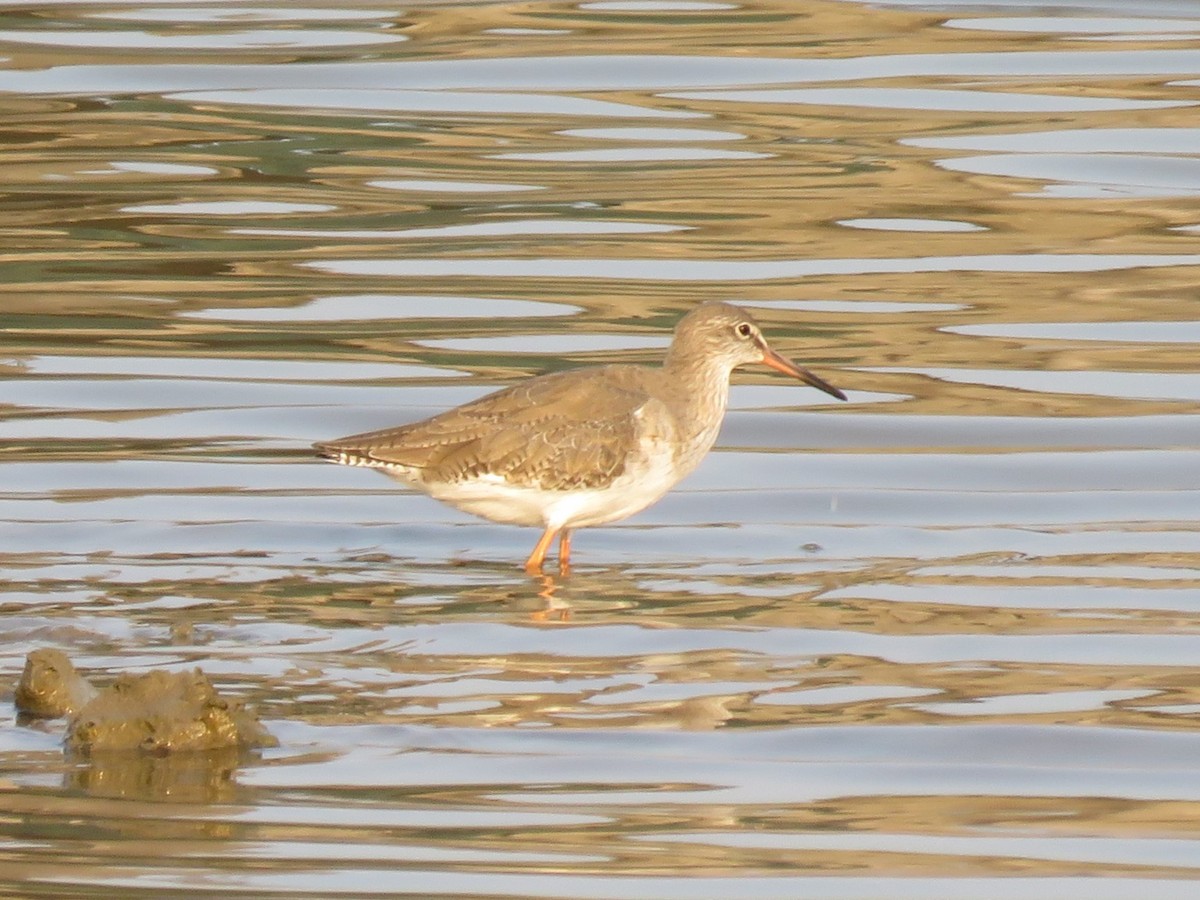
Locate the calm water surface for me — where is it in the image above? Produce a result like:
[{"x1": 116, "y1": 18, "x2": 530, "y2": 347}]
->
[{"x1": 2, "y1": 0, "x2": 1200, "y2": 897}]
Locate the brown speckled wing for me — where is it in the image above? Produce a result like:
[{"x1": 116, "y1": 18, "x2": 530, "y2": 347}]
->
[{"x1": 316, "y1": 365, "x2": 662, "y2": 491}]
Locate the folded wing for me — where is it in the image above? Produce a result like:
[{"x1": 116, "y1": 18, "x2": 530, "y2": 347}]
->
[{"x1": 315, "y1": 365, "x2": 665, "y2": 492}]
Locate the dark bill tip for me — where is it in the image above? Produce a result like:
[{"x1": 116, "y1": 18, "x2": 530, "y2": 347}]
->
[{"x1": 760, "y1": 348, "x2": 848, "y2": 401}]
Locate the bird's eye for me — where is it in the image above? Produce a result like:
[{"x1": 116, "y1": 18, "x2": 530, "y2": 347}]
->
[{"x1": 735, "y1": 322, "x2": 753, "y2": 338}]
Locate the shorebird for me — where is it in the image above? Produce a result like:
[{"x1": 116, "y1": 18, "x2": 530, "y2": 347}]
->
[{"x1": 316, "y1": 302, "x2": 845, "y2": 574}]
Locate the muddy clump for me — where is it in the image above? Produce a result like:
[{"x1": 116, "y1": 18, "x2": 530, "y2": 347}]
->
[
  {"x1": 15, "y1": 648, "x2": 276, "y2": 754},
  {"x1": 15, "y1": 648, "x2": 99, "y2": 718}
]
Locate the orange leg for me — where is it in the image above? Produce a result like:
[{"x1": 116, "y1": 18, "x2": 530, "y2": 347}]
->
[
  {"x1": 524, "y1": 527, "x2": 558, "y2": 575},
  {"x1": 558, "y1": 529, "x2": 573, "y2": 575}
]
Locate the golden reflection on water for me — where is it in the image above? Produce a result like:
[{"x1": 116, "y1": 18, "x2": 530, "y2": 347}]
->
[{"x1": 2, "y1": 0, "x2": 1200, "y2": 896}]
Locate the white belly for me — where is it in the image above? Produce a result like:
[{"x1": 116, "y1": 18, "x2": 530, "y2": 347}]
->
[{"x1": 421, "y1": 444, "x2": 685, "y2": 530}]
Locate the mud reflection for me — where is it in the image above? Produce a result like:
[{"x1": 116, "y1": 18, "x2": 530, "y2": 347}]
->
[{"x1": 65, "y1": 747, "x2": 248, "y2": 803}]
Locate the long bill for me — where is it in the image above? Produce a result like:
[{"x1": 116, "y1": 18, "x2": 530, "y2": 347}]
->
[{"x1": 760, "y1": 346, "x2": 847, "y2": 401}]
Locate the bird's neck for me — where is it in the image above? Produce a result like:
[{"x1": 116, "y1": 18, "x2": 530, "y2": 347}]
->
[{"x1": 662, "y1": 353, "x2": 735, "y2": 455}]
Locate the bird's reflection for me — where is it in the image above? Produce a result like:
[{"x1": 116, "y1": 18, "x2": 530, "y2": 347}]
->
[{"x1": 530, "y1": 572, "x2": 571, "y2": 620}]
